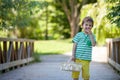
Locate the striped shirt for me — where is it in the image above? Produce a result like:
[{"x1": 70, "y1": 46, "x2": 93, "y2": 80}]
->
[{"x1": 72, "y1": 32, "x2": 96, "y2": 61}]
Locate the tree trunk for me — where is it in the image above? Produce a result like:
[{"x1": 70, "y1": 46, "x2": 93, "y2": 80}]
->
[
  {"x1": 70, "y1": 19, "x2": 80, "y2": 37},
  {"x1": 45, "y1": 5, "x2": 48, "y2": 40},
  {"x1": 56, "y1": 0, "x2": 97, "y2": 37},
  {"x1": 58, "y1": 0, "x2": 81, "y2": 37}
]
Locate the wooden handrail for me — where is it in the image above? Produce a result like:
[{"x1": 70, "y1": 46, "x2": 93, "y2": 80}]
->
[
  {"x1": 0, "y1": 37, "x2": 35, "y2": 72},
  {"x1": 106, "y1": 38, "x2": 120, "y2": 72},
  {"x1": 106, "y1": 38, "x2": 120, "y2": 42},
  {"x1": 0, "y1": 37, "x2": 34, "y2": 42}
]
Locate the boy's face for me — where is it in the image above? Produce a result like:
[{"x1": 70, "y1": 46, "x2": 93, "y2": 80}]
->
[{"x1": 82, "y1": 21, "x2": 93, "y2": 33}]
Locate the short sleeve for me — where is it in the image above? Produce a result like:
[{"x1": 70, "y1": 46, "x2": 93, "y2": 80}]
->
[{"x1": 72, "y1": 33, "x2": 81, "y2": 43}]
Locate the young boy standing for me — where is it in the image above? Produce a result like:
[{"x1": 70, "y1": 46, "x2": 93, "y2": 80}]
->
[{"x1": 71, "y1": 16, "x2": 96, "y2": 80}]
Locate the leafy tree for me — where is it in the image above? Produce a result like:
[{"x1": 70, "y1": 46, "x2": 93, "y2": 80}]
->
[
  {"x1": 38, "y1": 1, "x2": 71, "y2": 39},
  {"x1": 54, "y1": 0, "x2": 97, "y2": 37},
  {"x1": 105, "y1": 0, "x2": 120, "y2": 27},
  {"x1": 50, "y1": 2, "x2": 70, "y2": 39},
  {"x1": 0, "y1": 0, "x2": 46, "y2": 38},
  {"x1": 81, "y1": 0, "x2": 120, "y2": 45}
]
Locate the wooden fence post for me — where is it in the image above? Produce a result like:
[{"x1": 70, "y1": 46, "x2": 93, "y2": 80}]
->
[
  {"x1": 106, "y1": 38, "x2": 120, "y2": 72},
  {"x1": 0, "y1": 38, "x2": 35, "y2": 73}
]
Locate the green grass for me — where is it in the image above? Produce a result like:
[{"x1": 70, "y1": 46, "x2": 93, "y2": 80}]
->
[{"x1": 34, "y1": 39, "x2": 73, "y2": 55}]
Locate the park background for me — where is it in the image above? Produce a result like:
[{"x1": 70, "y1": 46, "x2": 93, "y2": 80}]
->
[{"x1": 0, "y1": 0, "x2": 120, "y2": 56}]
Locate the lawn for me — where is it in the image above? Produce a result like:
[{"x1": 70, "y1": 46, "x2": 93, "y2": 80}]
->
[{"x1": 34, "y1": 39, "x2": 73, "y2": 55}]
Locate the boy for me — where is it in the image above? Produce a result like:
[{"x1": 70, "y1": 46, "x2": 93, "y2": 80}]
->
[{"x1": 71, "y1": 16, "x2": 96, "y2": 80}]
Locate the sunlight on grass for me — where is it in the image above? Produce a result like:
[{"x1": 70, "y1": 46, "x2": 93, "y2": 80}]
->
[{"x1": 34, "y1": 39, "x2": 73, "y2": 55}]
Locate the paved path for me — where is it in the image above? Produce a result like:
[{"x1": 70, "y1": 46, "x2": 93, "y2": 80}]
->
[{"x1": 0, "y1": 47, "x2": 120, "y2": 80}]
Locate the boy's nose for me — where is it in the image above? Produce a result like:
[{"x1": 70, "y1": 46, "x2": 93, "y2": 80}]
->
[{"x1": 86, "y1": 27, "x2": 89, "y2": 29}]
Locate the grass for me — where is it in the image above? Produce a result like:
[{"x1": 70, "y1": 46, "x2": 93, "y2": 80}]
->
[
  {"x1": 32, "y1": 53, "x2": 41, "y2": 62},
  {"x1": 32, "y1": 39, "x2": 73, "y2": 62},
  {"x1": 34, "y1": 39, "x2": 73, "y2": 55}
]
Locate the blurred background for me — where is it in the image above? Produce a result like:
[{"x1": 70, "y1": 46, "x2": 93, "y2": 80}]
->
[{"x1": 0, "y1": 0, "x2": 120, "y2": 54}]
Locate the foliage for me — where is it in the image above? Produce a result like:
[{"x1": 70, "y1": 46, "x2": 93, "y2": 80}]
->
[
  {"x1": 0, "y1": 0, "x2": 98, "y2": 40},
  {"x1": 51, "y1": 8, "x2": 70, "y2": 39},
  {"x1": 32, "y1": 53, "x2": 41, "y2": 62},
  {"x1": 0, "y1": 0, "x2": 47, "y2": 38},
  {"x1": 54, "y1": 0, "x2": 97, "y2": 37},
  {"x1": 0, "y1": 0, "x2": 71, "y2": 39},
  {"x1": 0, "y1": 0, "x2": 119, "y2": 43},
  {"x1": 81, "y1": 0, "x2": 120, "y2": 45},
  {"x1": 105, "y1": 0, "x2": 120, "y2": 27},
  {"x1": 0, "y1": 0, "x2": 46, "y2": 27},
  {"x1": 38, "y1": 1, "x2": 71, "y2": 39}
]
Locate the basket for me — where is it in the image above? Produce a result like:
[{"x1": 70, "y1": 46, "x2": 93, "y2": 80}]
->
[{"x1": 60, "y1": 62, "x2": 82, "y2": 72}]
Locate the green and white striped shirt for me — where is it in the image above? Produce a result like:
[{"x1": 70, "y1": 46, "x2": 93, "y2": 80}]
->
[{"x1": 72, "y1": 32, "x2": 96, "y2": 61}]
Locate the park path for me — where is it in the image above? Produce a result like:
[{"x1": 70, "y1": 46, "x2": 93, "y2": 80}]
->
[{"x1": 0, "y1": 47, "x2": 120, "y2": 80}]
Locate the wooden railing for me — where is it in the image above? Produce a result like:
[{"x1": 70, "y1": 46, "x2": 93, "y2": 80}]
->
[
  {"x1": 106, "y1": 38, "x2": 120, "y2": 72},
  {"x1": 0, "y1": 38, "x2": 34, "y2": 72}
]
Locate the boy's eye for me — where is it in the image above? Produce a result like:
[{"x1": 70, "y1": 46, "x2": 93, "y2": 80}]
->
[
  {"x1": 85, "y1": 24, "x2": 88, "y2": 26},
  {"x1": 89, "y1": 25, "x2": 92, "y2": 27}
]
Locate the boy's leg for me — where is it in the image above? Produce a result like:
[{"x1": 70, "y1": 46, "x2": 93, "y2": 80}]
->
[
  {"x1": 72, "y1": 59, "x2": 80, "y2": 79},
  {"x1": 82, "y1": 60, "x2": 90, "y2": 80},
  {"x1": 72, "y1": 71, "x2": 80, "y2": 79}
]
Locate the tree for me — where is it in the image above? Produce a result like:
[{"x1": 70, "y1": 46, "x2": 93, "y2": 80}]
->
[
  {"x1": 0, "y1": 0, "x2": 46, "y2": 38},
  {"x1": 80, "y1": 0, "x2": 120, "y2": 45},
  {"x1": 105, "y1": 0, "x2": 120, "y2": 27},
  {"x1": 55, "y1": 0, "x2": 97, "y2": 37}
]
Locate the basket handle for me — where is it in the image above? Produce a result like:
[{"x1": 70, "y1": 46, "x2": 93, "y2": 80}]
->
[{"x1": 67, "y1": 58, "x2": 74, "y2": 63}]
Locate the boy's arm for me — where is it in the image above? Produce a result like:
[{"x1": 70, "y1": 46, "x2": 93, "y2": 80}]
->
[
  {"x1": 89, "y1": 34, "x2": 96, "y2": 46},
  {"x1": 71, "y1": 43, "x2": 77, "y2": 61},
  {"x1": 86, "y1": 29, "x2": 96, "y2": 46}
]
